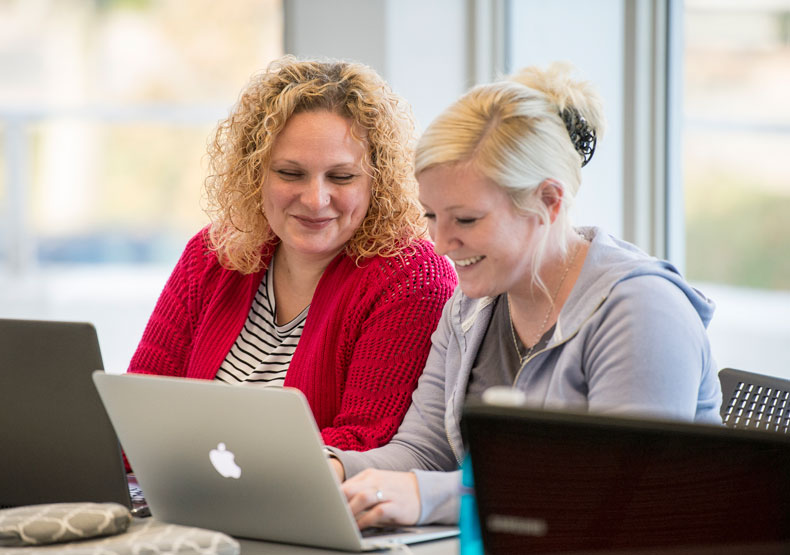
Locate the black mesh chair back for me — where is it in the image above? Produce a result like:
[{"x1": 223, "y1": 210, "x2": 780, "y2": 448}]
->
[{"x1": 719, "y1": 367, "x2": 790, "y2": 433}]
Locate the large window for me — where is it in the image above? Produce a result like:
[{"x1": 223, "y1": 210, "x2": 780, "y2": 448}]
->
[
  {"x1": 0, "y1": 0, "x2": 283, "y2": 371},
  {"x1": 504, "y1": 0, "x2": 790, "y2": 379},
  {"x1": 4, "y1": 0, "x2": 787, "y2": 379},
  {"x1": 683, "y1": 0, "x2": 790, "y2": 378}
]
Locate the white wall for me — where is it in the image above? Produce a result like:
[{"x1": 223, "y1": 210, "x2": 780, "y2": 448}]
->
[
  {"x1": 284, "y1": 0, "x2": 471, "y2": 130},
  {"x1": 383, "y1": 0, "x2": 470, "y2": 131},
  {"x1": 283, "y1": 0, "x2": 388, "y2": 70},
  {"x1": 508, "y1": 0, "x2": 626, "y2": 236}
]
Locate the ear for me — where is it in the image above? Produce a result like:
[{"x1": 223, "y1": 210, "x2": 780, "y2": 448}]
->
[{"x1": 538, "y1": 179, "x2": 564, "y2": 224}]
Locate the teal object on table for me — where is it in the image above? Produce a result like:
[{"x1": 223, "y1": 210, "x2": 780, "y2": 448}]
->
[{"x1": 459, "y1": 454, "x2": 483, "y2": 555}]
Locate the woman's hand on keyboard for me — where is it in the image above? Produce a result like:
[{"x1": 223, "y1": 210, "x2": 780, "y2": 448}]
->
[{"x1": 340, "y1": 468, "x2": 420, "y2": 529}]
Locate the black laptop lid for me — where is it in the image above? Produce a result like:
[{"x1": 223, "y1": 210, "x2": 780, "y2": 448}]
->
[
  {"x1": 463, "y1": 403, "x2": 790, "y2": 554},
  {"x1": 0, "y1": 318, "x2": 130, "y2": 508}
]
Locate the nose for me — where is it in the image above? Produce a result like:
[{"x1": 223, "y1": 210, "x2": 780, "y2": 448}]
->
[
  {"x1": 429, "y1": 219, "x2": 459, "y2": 257},
  {"x1": 302, "y1": 176, "x2": 331, "y2": 210}
]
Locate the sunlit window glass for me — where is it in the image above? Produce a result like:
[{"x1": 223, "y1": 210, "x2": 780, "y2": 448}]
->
[
  {"x1": 0, "y1": 0, "x2": 283, "y2": 269},
  {"x1": 0, "y1": 0, "x2": 282, "y2": 372},
  {"x1": 684, "y1": 0, "x2": 790, "y2": 378}
]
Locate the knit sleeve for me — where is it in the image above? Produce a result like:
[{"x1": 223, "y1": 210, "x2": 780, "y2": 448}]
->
[
  {"x1": 127, "y1": 230, "x2": 211, "y2": 377},
  {"x1": 319, "y1": 242, "x2": 457, "y2": 450}
]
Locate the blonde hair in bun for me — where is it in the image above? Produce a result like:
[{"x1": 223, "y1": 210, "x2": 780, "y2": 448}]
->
[{"x1": 415, "y1": 61, "x2": 605, "y2": 297}]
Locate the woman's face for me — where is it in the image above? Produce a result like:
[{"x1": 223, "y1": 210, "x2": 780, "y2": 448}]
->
[
  {"x1": 263, "y1": 110, "x2": 371, "y2": 265},
  {"x1": 419, "y1": 163, "x2": 539, "y2": 299}
]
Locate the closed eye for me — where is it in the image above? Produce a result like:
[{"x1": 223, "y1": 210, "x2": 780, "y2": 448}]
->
[
  {"x1": 422, "y1": 212, "x2": 436, "y2": 221},
  {"x1": 455, "y1": 217, "x2": 478, "y2": 225},
  {"x1": 276, "y1": 169, "x2": 303, "y2": 180},
  {"x1": 329, "y1": 174, "x2": 355, "y2": 184}
]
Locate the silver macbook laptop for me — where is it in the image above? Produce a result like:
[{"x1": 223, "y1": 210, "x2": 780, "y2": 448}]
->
[
  {"x1": 0, "y1": 318, "x2": 131, "y2": 509},
  {"x1": 92, "y1": 371, "x2": 458, "y2": 551}
]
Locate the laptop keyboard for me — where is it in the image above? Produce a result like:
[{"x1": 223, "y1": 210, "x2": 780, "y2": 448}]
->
[
  {"x1": 361, "y1": 526, "x2": 408, "y2": 538},
  {"x1": 723, "y1": 381, "x2": 790, "y2": 432},
  {"x1": 128, "y1": 482, "x2": 146, "y2": 506},
  {"x1": 127, "y1": 474, "x2": 150, "y2": 517}
]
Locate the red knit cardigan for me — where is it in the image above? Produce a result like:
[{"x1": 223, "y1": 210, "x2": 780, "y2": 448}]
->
[{"x1": 128, "y1": 229, "x2": 456, "y2": 451}]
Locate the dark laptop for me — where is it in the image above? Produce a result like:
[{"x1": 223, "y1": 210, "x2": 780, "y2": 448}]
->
[
  {"x1": 462, "y1": 403, "x2": 790, "y2": 555},
  {"x1": 0, "y1": 318, "x2": 131, "y2": 509}
]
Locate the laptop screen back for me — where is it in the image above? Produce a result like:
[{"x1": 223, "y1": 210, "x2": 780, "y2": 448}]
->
[
  {"x1": 91, "y1": 371, "x2": 458, "y2": 551},
  {"x1": 463, "y1": 404, "x2": 790, "y2": 554},
  {"x1": 0, "y1": 318, "x2": 130, "y2": 509}
]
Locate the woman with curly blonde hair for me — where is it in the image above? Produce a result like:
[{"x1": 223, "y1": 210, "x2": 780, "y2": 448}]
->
[{"x1": 128, "y1": 56, "x2": 457, "y2": 452}]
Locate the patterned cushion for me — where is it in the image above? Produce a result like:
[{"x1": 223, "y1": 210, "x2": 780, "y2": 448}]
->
[
  {"x1": 0, "y1": 505, "x2": 240, "y2": 554},
  {"x1": 0, "y1": 503, "x2": 131, "y2": 547}
]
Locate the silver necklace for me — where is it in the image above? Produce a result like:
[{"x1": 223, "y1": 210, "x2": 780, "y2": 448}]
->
[{"x1": 508, "y1": 241, "x2": 582, "y2": 363}]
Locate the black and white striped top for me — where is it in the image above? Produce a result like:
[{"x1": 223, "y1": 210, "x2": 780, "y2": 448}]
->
[{"x1": 214, "y1": 259, "x2": 308, "y2": 386}]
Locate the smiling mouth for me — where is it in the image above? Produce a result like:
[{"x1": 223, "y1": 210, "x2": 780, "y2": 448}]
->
[
  {"x1": 293, "y1": 215, "x2": 334, "y2": 225},
  {"x1": 454, "y1": 255, "x2": 484, "y2": 268}
]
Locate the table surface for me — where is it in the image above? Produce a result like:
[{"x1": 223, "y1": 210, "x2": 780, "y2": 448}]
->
[
  {"x1": 10, "y1": 516, "x2": 790, "y2": 554},
  {"x1": 236, "y1": 535, "x2": 458, "y2": 554}
]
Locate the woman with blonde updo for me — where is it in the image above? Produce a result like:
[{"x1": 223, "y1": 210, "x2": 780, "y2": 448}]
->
[
  {"x1": 330, "y1": 62, "x2": 721, "y2": 527},
  {"x1": 128, "y1": 56, "x2": 457, "y2": 451}
]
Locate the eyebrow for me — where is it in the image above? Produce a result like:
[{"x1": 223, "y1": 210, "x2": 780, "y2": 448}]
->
[
  {"x1": 419, "y1": 201, "x2": 474, "y2": 212},
  {"x1": 439, "y1": 205, "x2": 473, "y2": 212},
  {"x1": 271, "y1": 158, "x2": 361, "y2": 169}
]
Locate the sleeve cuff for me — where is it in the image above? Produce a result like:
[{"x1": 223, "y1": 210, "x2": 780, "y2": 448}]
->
[{"x1": 413, "y1": 469, "x2": 462, "y2": 525}]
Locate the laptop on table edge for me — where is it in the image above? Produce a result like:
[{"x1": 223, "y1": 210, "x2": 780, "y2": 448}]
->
[
  {"x1": 0, "y1": 318, "x2": 131, "y2": 510},
  {"x1": 462, "y1": 402, "x2": 790, "y2": 555},
  {"x1": 92, "y1": 371, "x2": 458, "y2": 552}
]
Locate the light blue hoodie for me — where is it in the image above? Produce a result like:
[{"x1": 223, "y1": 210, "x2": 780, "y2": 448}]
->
[{"x1": 334, "y1": 227, "x2": 721, "y2": 524}]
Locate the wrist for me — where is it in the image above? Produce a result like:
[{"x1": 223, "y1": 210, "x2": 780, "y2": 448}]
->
[{"x1": 323, "y1": 448, "x2": 345, "y2": 481}]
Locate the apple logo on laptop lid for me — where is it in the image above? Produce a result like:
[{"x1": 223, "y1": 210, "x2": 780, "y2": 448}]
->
[{"x1": 209, "y1": 443, "x2": 241, "y2": 479}]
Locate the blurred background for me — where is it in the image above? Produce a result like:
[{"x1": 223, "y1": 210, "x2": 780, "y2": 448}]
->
[
  {"x1": 0, "y1": 0, "x2": 282, "y2": 370},
  {"x1": 0, "y1": 0, "x2": 788, "y2": 378},
  {"x1": 683, "y1": 0, "x2": 790, "y2": 379}
]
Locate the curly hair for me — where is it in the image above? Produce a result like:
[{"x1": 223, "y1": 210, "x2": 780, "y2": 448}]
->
[{"x1": 204, "y1": 56, "x2": 425, "y2": 274}]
